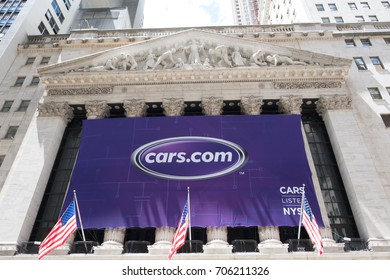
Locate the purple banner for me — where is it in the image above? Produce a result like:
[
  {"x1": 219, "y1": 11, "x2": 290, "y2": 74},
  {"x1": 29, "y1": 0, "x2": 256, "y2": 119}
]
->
[{"x1": 64, "y1": 115, "x2": 324, "y2": 228}]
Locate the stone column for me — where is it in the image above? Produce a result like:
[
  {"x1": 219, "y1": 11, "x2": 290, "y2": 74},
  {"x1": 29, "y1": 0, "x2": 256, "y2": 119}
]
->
[
  {"x1": 200, "y1": 96, "x2": 232, "y2": 254},
  {"x1": 123, "y1": 99, "x2": 147, "y2": 118},
  {"x1": 258, "y1": 226, "x2": 288, "y2": 254},
  {"x1": 85, "y1": 100, "x2": 110, "y2": 119},
  {"x1": 148, "y1": 98, "x2": 184, "y2": 255},
  {"x1": 317, "y1": 94, "x2": 390, "y2": 252},
  {"x1": 0, "y1": 102, "x2": 73, "y2": 256},
  {"x1": 240, "y1": 96, "x2": 263, "y2": 115}
]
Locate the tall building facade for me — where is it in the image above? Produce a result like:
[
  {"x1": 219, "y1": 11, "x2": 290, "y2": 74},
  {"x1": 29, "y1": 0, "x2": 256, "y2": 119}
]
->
[
  {"x1": 232, "y1": 0, "x2": 260, "y2": 25},
  {"x1": 0, "y1": 21, "x2": 389, "y2": 259}
]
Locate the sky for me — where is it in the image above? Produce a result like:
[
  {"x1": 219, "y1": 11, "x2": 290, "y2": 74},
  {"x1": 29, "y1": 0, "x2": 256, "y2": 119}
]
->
[{"x1": 142, "y1": 0, "x2": 235, "y2": 28}]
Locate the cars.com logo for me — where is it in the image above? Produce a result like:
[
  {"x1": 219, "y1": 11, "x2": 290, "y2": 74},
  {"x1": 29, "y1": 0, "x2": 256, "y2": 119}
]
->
[{"x1": 131, "y1": 137, "x2": 248, "y2": 180}]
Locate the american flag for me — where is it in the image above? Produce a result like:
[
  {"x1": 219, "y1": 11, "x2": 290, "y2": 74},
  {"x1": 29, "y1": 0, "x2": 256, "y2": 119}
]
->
[
  {"x1": 38, "y1": 200, "x2": 77, "y2": 260},
  {"x1": 302, "y1": 195, "x2": 323, "y2": 255},
  {"x1": 168, "y1": 200, "x2": 189, "y2": 259}
]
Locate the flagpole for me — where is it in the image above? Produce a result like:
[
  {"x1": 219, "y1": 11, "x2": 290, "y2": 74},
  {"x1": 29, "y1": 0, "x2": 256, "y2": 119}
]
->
[
  {"x1": 73, "y1": 190, "x2": 87, "y2": 252},
  {"x1": 187, "y1": 186, "x2": 192, "y2": 252},
  {"x1": 297, "y1": 184, "x2": 305, "y2": 248}
]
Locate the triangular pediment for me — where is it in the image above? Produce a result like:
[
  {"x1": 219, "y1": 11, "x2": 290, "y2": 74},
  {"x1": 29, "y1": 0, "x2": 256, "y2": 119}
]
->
[{"x1": 38, "y1": 28, "x2": 351, "y2": 89}]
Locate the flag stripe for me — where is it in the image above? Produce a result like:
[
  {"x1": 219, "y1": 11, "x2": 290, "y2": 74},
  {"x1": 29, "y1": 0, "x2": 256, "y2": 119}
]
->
[
  {"x1": 168, "y1": 201, "x2": 189, "y2": 259},
  {"x1": 38, "y1": 201, "x2": 77, "y2": 260},
  {"x1": 302, "y1": 195, "x2": 323, "y2": 255}
]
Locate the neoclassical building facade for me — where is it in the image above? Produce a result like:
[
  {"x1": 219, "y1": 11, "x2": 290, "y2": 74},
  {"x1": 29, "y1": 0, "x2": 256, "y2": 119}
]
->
[{"x1": 0, "y1": 24, "x2": 390, "y2": 259}]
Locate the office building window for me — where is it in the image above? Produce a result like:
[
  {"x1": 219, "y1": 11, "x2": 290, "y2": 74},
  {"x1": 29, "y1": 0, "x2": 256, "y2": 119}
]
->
[
  {"x1": 360, "y1": 2, "x2": 370, "y2": 8},
  {"x1": 386, "y1": 87, "x2": 390, "y2": 95},
  {"x1": 38, "y1": 21, "x2": 49, "y2": 35},
  {"x1": 382, "y1": 1, "x2": 390, "y2": 8},
  {"x1": 360, "y1": 38, "x2": 371, "y2": 46},
  {"x1": 40, "y1": 57, "x2": 50, "y2": 65},
  {"x1": 17, "y1": 100, "x2": 30, "y2": 112},
  {"x1": 45, "y1": 9, "x2": 59, "y2": 34},
  {"x1": 51, "y1": 0, "x2": 64, "y2": 23},
  {"x1": 316, "y1": 4, "x2": 324, "y2": 11},
  {"x1": 0, "y1": 155, "x2": 4, "y2": 167},
  {"x1": 328, "y1": 3, "x2": 338, "y2": 11},
  {"x1": 384, "y1": 38, "x2": 390, "y2": 45},
  {"x1": 63, "y1": 0, "x2": 71, "y2": 10},
  {"x1": 353, "y1": 57, "x2": 367, "y2": 70},
  {"x1": 345, "y1": 39, "x2": 356, "y2": 46},
  {"x1": 4, "y1": 126, "x2": 18, "y2": 139},
  {"x1": 369, "y1": 15, "x2": 378, "y2": 22},
  {"x1": 335, "y1": 17, "x2": 344, "y2": 23},
  {"x1": 25, "y1": 57, "x2": 35, "y2": 65},
  {"x1": 30, "y1": 76, "x2": 40, "y2": 86},
  {"x1": 322, "y1": 17, "x2": 330, "y2": 23},
  {"x1": 355, "y1": 16, "x2": 365, "y2": 22},
  {"x1": 370, "y1": 57, "x2": 384, "y2": 70},
  {"x1": 14, "y1": 76, "x2": 25, "y2": 86},
  {"x1": 368, "y1": 88, "x2": 382, "y2": 99},
  {"x1": 348, "y1": 2, "x2": 358, "y2": 10},
  {"x1": 1, "y1": 100, "x2": 13, "y2": 112}
]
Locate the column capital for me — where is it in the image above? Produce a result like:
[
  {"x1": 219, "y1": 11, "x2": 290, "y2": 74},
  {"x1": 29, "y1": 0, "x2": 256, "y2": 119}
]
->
[
  {"x1": 85, "y1": 100, "x2": 110, "y2": 119},
  {"x1": 38, "y1": 101, "x2": 74, "y2": 123},
  {"x1": 123, "y1": 99, "x2": 147, "y2": 117},
  {"x1": 162, "y1": 98, "x2": 184, "y2": 116},
  {"x1": 277, "y1": 95, "x2": 303, "y2": 114},
  {"x1": 240, "y1": 96, "x2": 263, "y2": 115},
  {"x1": 316, "y1": 94, "x2": 352, "y2": 117},
  {"x1": 201, "y1": 96, "x2": 224, "y2": 116}
]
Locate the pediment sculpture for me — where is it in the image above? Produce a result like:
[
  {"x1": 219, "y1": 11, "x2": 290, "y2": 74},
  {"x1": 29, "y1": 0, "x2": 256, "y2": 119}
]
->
[{"x1": 81, "y1": 40, "x2": 311, "y2": 73}]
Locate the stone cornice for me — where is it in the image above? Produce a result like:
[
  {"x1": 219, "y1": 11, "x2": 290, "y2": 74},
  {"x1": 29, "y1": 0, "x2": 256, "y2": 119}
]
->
[{"x1": 41, "y1": 66, "x2": 348, "y2": 94}]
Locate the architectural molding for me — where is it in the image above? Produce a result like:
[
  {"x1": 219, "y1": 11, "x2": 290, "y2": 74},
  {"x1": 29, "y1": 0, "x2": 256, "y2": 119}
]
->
[
  {"x1": 162, "y1": 98, "x2": 185, "y2": 116},
  {"x1": 274, "y1": 81, "x2": 342, "y2": 89},
  {"x1": 37, "y1": 101, "x2": 74, "y2": 123},
  {"x1": 277, "y1": 95, "x2": 303, "y2": 114},
  {"x1": 123, "y1": 99, "x2": 147, "y2": 117},
  {"x1": 201, "y1": 96, "x2": 224, "y2": 116},
  {"x1": 240, "y1": 96, "x2": 263, "y2": 115},
  {"x1": 47, "y1": 87, "x2": 113, "y2": 96},
  {"x1": 316, "y1": 94, "x2": 353, "y2": 116},
  {"x1": 85, "y1": 100, "x2": 110, "y2": 119}
]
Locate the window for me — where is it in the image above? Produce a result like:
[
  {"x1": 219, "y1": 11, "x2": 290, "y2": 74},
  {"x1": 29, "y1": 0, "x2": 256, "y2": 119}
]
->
[
  {"x1": 382, "y1": 1, "x2": 390, "y2": 8},
  {"x1": 360, "y1": 38, "x2": 371, "y2": 46},
  {"x1": 38, "y1": 21, "x2": 49, "y2": 35},
  {"x1": 381, "y1": 114, "x2": 390, "y2": 127},
  {"x1": 360, "y1": 2, "x2": 370, "y2": 8},
  {"x1": 4, "y1": 126, "x2": 18, "y2": 139},
  {"x1": 30, "y1": 76, "x2": 40, "y2": 86},
  {"x1": 17, "y1": 100, "x2": 30, "y2": 112},
  {"x1": 369, "y1": 15, "x2": 378, "y2": 22},
  {"x1": 384, "y1": 38, "x2": 390, "y2": 45},
  {"x1": 40, "y1": 57, "x2": 50, "y2": 65},
  {"x1": 316, "y1": 4, "x2": 324, "y2": 11},
  {"x1": 1, "y1": 100, "x2": 13, "y2": 112},
  {"x1": 335, "y1": 17, "x2": 344, "y2": 23},
  {"x1": 345, "y1": 39, "x2": 356, "y2": 46},
  {"x1": 45, "y1": 10, "x2": 59, "y2": 34},
  {"x1": 354, "y1": 57, "x2": 367, "y2": 70},
  {"x1": 321, "y1": 17, "x2": 330, "y2": 23},
  {"x1": 0, "y1": 155, "x2": 4, "y2": 167},
  {"x1": 368, "y1": 87, "x2": 382, "y2": 99},
  {"x1": 25, "y1": 57, "x2": 35, "y2": 65},
  {"x1": 328, "y1": 3, "x2": 338, "y2": 11},
  {"x1": 63, "y1": 0, "x2": 71, "y2": 10},
  {"x1": 355, "y1": 16, "x2": 365, "y2": 22},
  {"x1": 370, "y1": 57, "x2": 384, "y2": 70},
  {"x1": 51, "y1": 0, "x2": 64, "y2": 23},
  {"x1": 14, "y1": 76, "x2": 25, "y2": 86},
  {"x1": 348, "y1": 2, "x2": 358, "y2": 10},
  {"x1": 387, "y1": 87, "x2": 390, "y2": 95}
]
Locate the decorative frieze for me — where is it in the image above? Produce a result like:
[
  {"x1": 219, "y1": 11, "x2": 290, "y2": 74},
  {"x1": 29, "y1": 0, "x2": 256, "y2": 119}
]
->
[
  {"x1": 123, "y1": 99, "x2": 147, "y2": 117},
  {"x1": 277, "y1": 95, "x2": 303, "y2": 114},
  {"x1": 85, "y1": 100, "x2": 110, "y2": 119},
  {"x1": 201, "y1": 96, "x2": 223, "y2": 116},
  {"x1": 47, "y1": 87, "x2": 113, "y2": 96},
  {"x1": 274, "y1": 81, "x2": 342, "y2": 89},
  {"x1": 316, "y1": 94, "x2": 352, "y2": 116},
  {"x1": 37, "y1": 102, "x2": 74, "y2": 123},
  {"x1": 162, "y1": 98, "x2": 185, "y2": 116},
  {"x1": 240, "y1": 96, "x2": 263, "y2": 115}
]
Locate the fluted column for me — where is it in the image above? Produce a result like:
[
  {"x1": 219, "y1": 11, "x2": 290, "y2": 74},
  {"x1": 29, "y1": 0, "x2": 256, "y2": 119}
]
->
[
  {"x1": 0, "y1": 102, "x2": 73, "y2": 256},
  {"x1": 257, "y1": 226, "x2": 288, "y2": 253},
  {"x1": 240, "y1": 96, "x2": 263, "y2": 115},
  {"x1": 317, "y1": 94, "x2": 390, "y2": 252}
]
